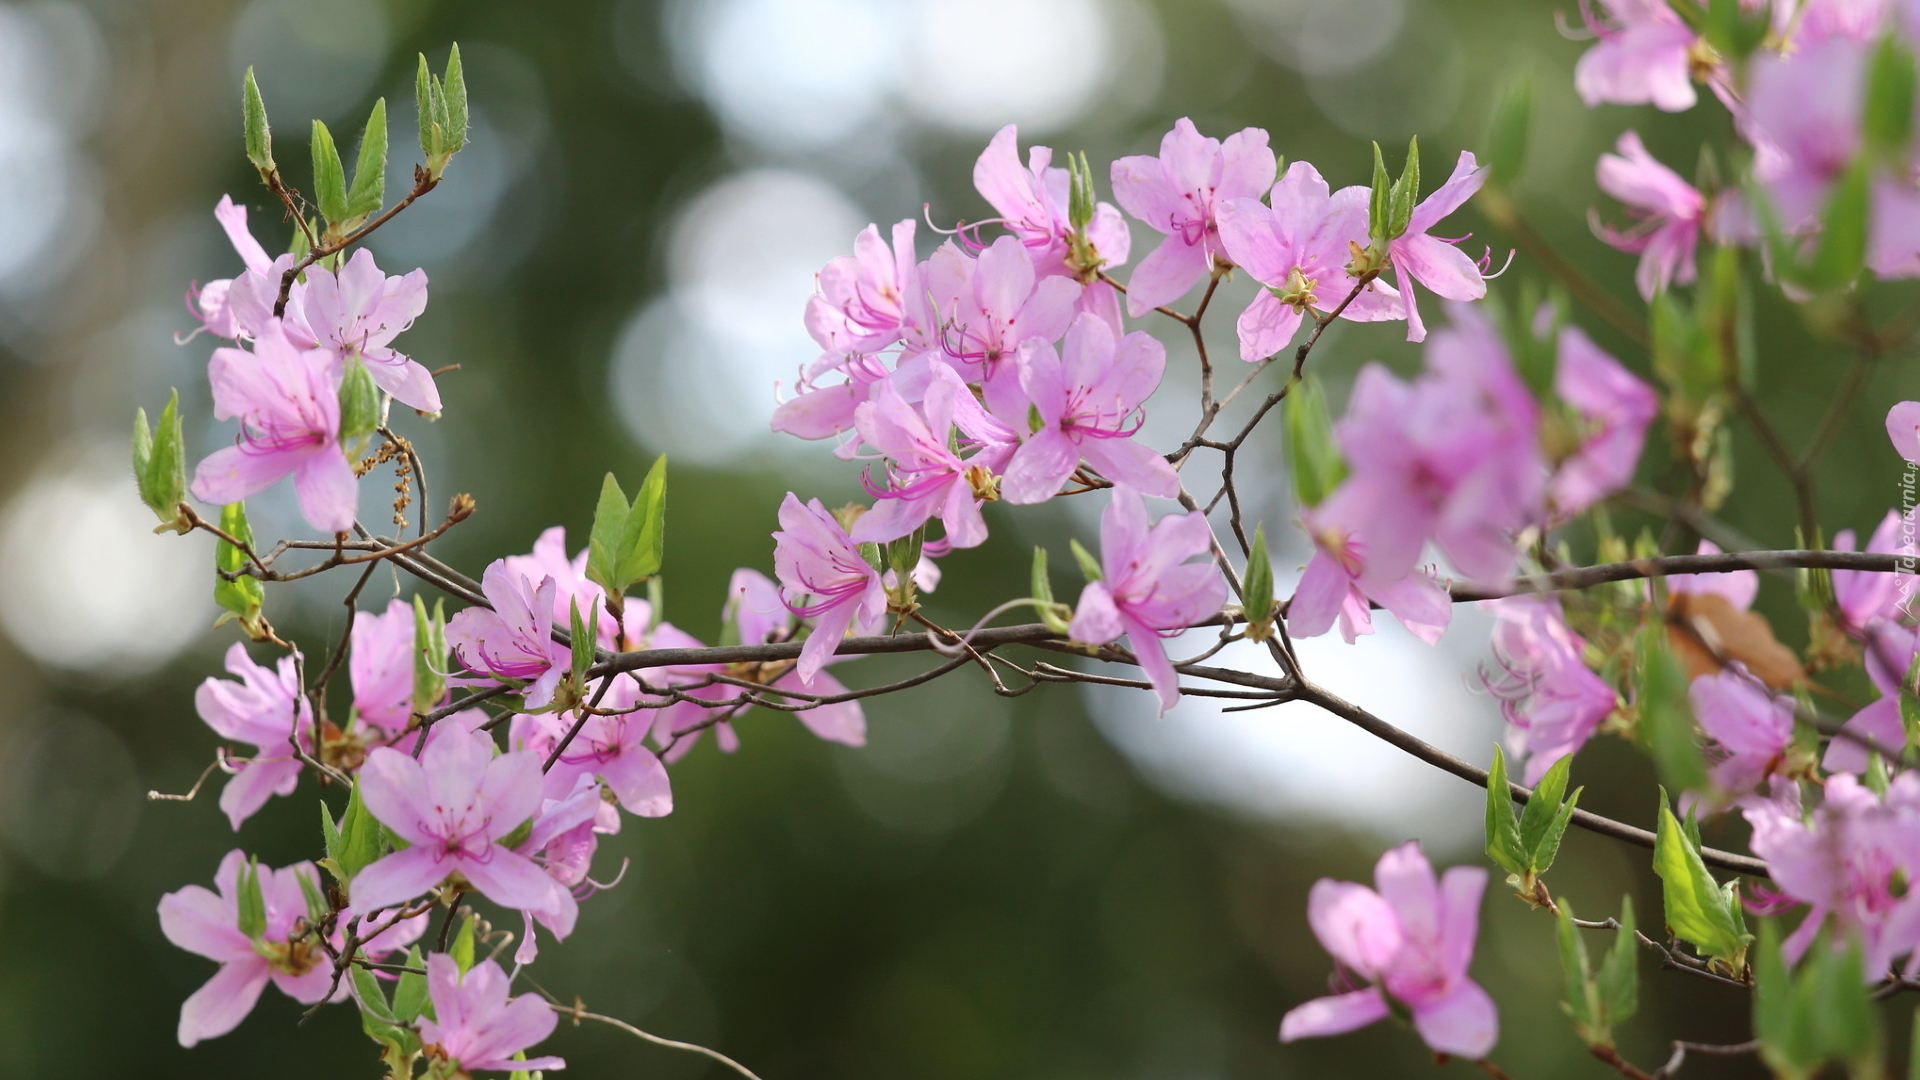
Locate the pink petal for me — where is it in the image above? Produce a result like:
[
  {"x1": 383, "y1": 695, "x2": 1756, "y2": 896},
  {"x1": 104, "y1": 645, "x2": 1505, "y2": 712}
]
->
[
  {"x1": 177, "y1": 959, "x2": 272, "y2": 1047},
  {"x1": 349, "y1": 847, "x2": 451, "y2": 913},
  {"x1": 1888, "y1": 402, "x2": 1920, "y2": 463},
  {"x1": 1124, "y1": 234, "x2": 1210, "y2": 316},
  {"x1": 1235, "y1": 291, "x2": 1304, "y2": 363},
  {"x1": 1001, "y1": 427, "x2": 1080, "y2": 505},
  {"x1": 457, "y1": 848, "x2": 569, "y2": 927},
  {"x1": 1411, "y1": 979, "x2": 1498, "y2": 1059},
  {"x1": 1079, "y1": 437, "x2": 1178, "y2": 500},
  {"x1": 293, "y1": 447, "x2": 359, "y2": 534},
  {"x1": 1279, "y1": 988, "x2": 1390, "y2": 1042},
  {"x1": 1307, "y1": 879, "x2": 1402, "y2": 975},
  {"x1": 599, "y1": 745, "x2": 673, "y2": 817},
  {"x1": 158, "y1": 883, "x2": 251, "y2": 963},
  {"x1": 1069, "y1": 581, "x2": 1123, "y2": 645}
]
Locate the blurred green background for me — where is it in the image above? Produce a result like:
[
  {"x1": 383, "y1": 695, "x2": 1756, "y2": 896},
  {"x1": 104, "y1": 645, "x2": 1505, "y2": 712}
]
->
[{"x1": 0, "y1": 0, "x2": 1910, "y2": 1076}]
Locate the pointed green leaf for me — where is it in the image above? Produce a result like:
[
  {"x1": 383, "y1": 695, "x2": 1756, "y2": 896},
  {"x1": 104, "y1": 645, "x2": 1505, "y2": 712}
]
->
[
  {"x1": 1555, "y1": 899, "x2": 1600, "y2": 1039},
  {"x1": 442, "y1": 44, "x2": 467, "y2": 155},
  {"x1": 1518, "y1": 750, "x2": 1572, "y2": 854},
  {"x1": 350, "y1": 963, "x2": 397, "y2": 1023},
  {"x1": 149, "y1": 389, "x2": 186, "y2": 514},
  {"x1": 1868, "y1": 35, "x2": 1918, "y2": 155},
  {"x1": 616, "y1": 453, "x2": 668, "y2": 586},
  {"x1": 1809, "y1": 159, "x2": 1870, "y2": 290},
  {"x1": 295, "y1": 866, "x2": 329, "y2": 926},
  {"x1": 1652, "y1": 791, "x2": 1751, "y2": 965},
  {"x1": 1283, "y1": 376, "x2": 1346, "y2": 508},
  {"x1": 237, "y1": 856, "x2": 267, "y2": 941},
  {"x1": 1638, "y1": 637, "x2": 1707, "y2": 794},
  {"x1": 337, "y1": 354, "x2": 381, "y2": 452},
  {"x1": 1069, "y1": 538, "x2": 1103, "y2": 582},
  {"x1": 569, "y1": 598, "x2": 596, "y2": 686},
  {"x1": 213, "y1": 501, "x2": 265, "y2": 626},
  {"x1": 415, "y1": 54, "x2": 436, "y2": 163},
  {"x1": 413, "y1": 596, "x2": 447, "y2": 716},
  {"x1": 242, "y1": 67, "x2": 274, "y2": 173},
  {"x1": 1595, "y1": 898, "x2": 1638, "y2": 1029},
  {"x1": 1531, "y1": 791, "x2": 1580, "y2": 877},
  {"x1": 450, "y1": 911, "x2": 476, "y2": 973},
  {"x1": 344, "y1": 98, "x2": 388, "y2": 221},
  {"x1": 1484, "y1": 746, "x2": 1527, "y2": 876},
  {"x1": 310, "y1": 120, "x2": 349, "y2": 226},
  {"x1": 1386, "y1": 136, "x2": 1421, "y2": 240},
  {"x1": 1487, "y1": 79, "x2": 1533, "y2": 187},
  {"x1": 321, "y1": 798, "x2": 346, "y2": 871},
  {"x1": 1032, "y1": 547, "x2": 1055, "y2": 607},
  {"x1": 132, "y1": 406, "x2": 152, "y2": 493},
  {"x1": 586, "y1": 472, "x2": 630, "y2": 596},
  {"x1": 1368, "y1": 142, "x2": 1391, "y2": 247},
  {"x1": 1754, "y1": 922, "x2": 1807, "y2": 1073},
  {"x1": 1242, "y1": 525, "x2": 1276, "y2": 643},
  {"x1": 393, "y1": 946, "x2": 430, "y2": 1022},
  {"x1": 1811, "y1": 939, "x2": 1877, "y2": 1064},
  {"x1": 336, "y1": 781, "x2": 386, "y2": 882}
]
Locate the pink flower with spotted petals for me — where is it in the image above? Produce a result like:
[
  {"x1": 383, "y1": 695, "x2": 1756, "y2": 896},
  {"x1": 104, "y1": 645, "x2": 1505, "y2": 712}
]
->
[
  {"x1": 194, "y1": 642, "x2": 313, "y2": 830},
  {"x1": 1002, "y1": 312, "x2": 1176, "y2": 504},
  {"x1": 773, "y1": 493, "x2": 887, "y2": 684},
  {"x1": 418, "y1": 954, "x2": 566, "y2": 1073},
  {"x1": 1386, "y1": 152, "x2": 1490, "y2": 343},
  {"x1": 1110, "y1": 118, "x2": 1275, "y2": 316}
]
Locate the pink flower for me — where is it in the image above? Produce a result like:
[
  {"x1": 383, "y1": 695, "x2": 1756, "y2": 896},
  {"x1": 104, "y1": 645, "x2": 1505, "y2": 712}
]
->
[
  {"x1": 1548, "y1": 326, "x2": 1658, "y2": 515},
  {"x1": 814, "y1": 220, "x2": 920, "y2": 354},
  {"x1": 974, "y1": 124, "x2": 1132, "y2": 277},
  {"x1": 851, "y1": 368, "x2": 1017, "y2": 550},
  {"x1": 1480, "y1": 595, "x2": 1618, "y2": 785},
  {"x1": 724, "y1": 567, "x2": 866, "y2": 745},
  {"x1": 1002, "y1": 312, "x2": 1177, "y2": 503},
  {"x1": 158, "y1": 851, "x2": 335, "y2": 1046},
  {"x1": 1888, "y1": 401, "x2": 1920, "y2": 463},
  {"x1": 446, "y1": 561, "x2": 573, "y2": 710},
  {"x1": 190, "y1": 196, "x2": 280, "y2": 341},
  {"x1": 1110, "y1": 118, "x2": 1276, "y2": 316},
  {"x1": 540, "y1": 688, "x2": 674, "y2": 820},
  {"x1": 774, "y1": 493, "x2": 887, "y2": 684},
  {"x1": 1691, "y1": 667, "x2": 1796, "y2": 795},
  {"x1": 297, "y1": 248, "x2": 439, "y2": 412},
  {"x1": 1288, "y1": 515, "x2": 1452, "y2": 645},
  {"x1": 932, "y1": 234, "x2": 1081, "y2": 415},
  {"x1": 1280, "y1": 842, "x2": 1497, "y2": 1059},
  {"x1": 349, "y1": 598, "x2": 417, "y2": 735},
  {"x1": 191, "y1": 318, "x2": 359, "y2": 533},
  {"x1": 1834, "y1": 510, "x2": 1915, "y2": 635},
  {"x1": 1214, "y1": 161, "x2": 1404, "y2": 362},
  {"x1": 1745, "y1": 39, "x2": 1864, "y2": 232},
  {"x1": 502, "y1": 526, "x2": 616, "y2": 646},
  {"x1": 1068, "y1": 486, "x2": 1227, "y2": 714},
  {"x1": 352, "y1": 727, "x2": 575, "y2": 937},
  {"x1": 418, "y1": 954, "x2": 565, "y2": 1073},
  {"x1": 1825, "y1": 622, "x2": 1917, "y2": 774},
  {"x1": 1387, "y1": 152, "x2": 1489, "y2": 343},
  {"x1": 1745, "y1": 773, "x2": 1920, "y2": 976},
  {"x1": 195, "y1": 642, "x2": 312, "y2": 830},
  {"x1": 1594, "y1": 131, "x2": 1705, "y2": 299},
  {"x1": 1573, "y1": 0, "x2": 1701, "y2": 112}
]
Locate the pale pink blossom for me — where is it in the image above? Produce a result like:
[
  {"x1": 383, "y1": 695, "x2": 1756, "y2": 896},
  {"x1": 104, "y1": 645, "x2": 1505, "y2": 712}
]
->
[
  {"x1": 158, "y1": 851, "x2": 335, "y2": 1046},
  {"x1": 1888, "y1": 401, "x2": 1920, "y2": 463},
  {"x1": 539, "y1": 686, "x2": 674, "y2": 820},
  {"x1": 1834, "y1": 510, "x2": 1915, "y2": 635},
  {"x1": 1573, "y1": 0, "x2": 1701, "y2": 112},
  {"x1": 774, "y1": 493, "x2": 887, "y2": 684},
  {"x1": 1594, "y1": 131, "x2": 1705, "y2": 299},
  {"x1": 446, "y1": 561, "x2": 573, "y2": 710},
  {"x1": 1825, "y1": 622, "x2": 1917, "y2": 773},
  {"x1": 929, "y1": 234, "x2": 1081, "y2": 415},
  {"x1": 189, "y1": 196, "x2": 282, "y2": 341},
  {"x1": 349, "y1": 598, "x2": 417, "y2": 735},
  {"x1": 1480, "y1": 595, "x2": 1618, "y2": 784},
  {"x1": 1214, "y1": 161, "x2": 1404, "y2": 362},
  {"x1": 1548, "y1": 325, "x2": 1658, "y2": 515},
  {"x1": 1280, "y1": 842, "x2": 1497, "y2": 1059},
  {"x1": 194, "y1": 642, "x2": 312, "y2": 830},
  {"x1": 974, "y1": 124, "x2": 1132, "y2": 278},
  {"x1": 1110, "y1": 118, "x2": 1276, "y2": 315},
  {"x1": 191, "y1": 319, "x2": 359, "y2": 533},
  {"x1": 813, "y1": 220, "x2": 920, "y2": 354},
  {"x1": 1288, "y1": 514, "x2": 1452, "y2": 645},
  {"x1": 297, "y1": 248, "x2": 439, "y2": 412},
  {"x1": 1068, "y1": 486, "x2": 1227, "y2": 714},
  {"x1": 501, "y1": 526, "x2": 616, "y2": 646},
  {"x1": 1003, "y1": 312, "x2": 1177, "y2": 503},
  {"x1": 1691, "y1": 667, "x2": 1796, "y2": 796},
  {"x1": 352, "y1": 727, "x2": 575, "y2": 938},
  {"x1": 419, "y1": 954, "x2": 566, "y2": 1073},
  {"x1": 1387, "y1": 152, "x2": 1489, "y2": 343},
  {"x1": 723, "y1": 567, "x2": 866, "y2": 745},
  {"x1": 851, "y1": 369, "x2": 1017, "y2": 550}
]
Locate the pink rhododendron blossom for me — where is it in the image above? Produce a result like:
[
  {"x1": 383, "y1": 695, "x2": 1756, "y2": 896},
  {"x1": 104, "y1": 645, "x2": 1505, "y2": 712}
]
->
[
  {"x1": 195, "y1": 642, "x2": 313, "y2": 829},
  {"x1": 1280, "y1": 842, "x2": 1497, "y2": 1059},
  {"x1": 1888, "y1": 401, "x2": 1920, "y2": 463},
  {"x1": 190, "y1": 196, "x2": 279, "y2": 340},
  {"x1": 1215, "y1": 161, "x2": 1403, "y2": 362},
  {"x1": 1745, "y1": 773, "x2": 1920, "y2": 975},
  {"x1": 191, "y1": 318, "x2": 359, "y2": 533},
  {"x1": 1594, "y1": 131, "x2": 1705, "y2": 299},
  {"x1": 1003, "y1": 312, "x2": 1177, "y2": 503},
  {"x1": 502, "y1": 525, "x2": 616, "y2": 645},
  {"x1": 418, "y1": 954, "x2": 566, "y2": 1073},
  {"x1": 1548, "y1": 326, "x2": 1658, "y2": 515},
  {"x1": 974, "y1": 124, "x2": 1132, "y2": 276},
  {"x1": 1834, "y1": 510, "x2": 1915, "y2": 634},
  {"x1": 1573, "y1": 0, "x2": 1702, "y2": 112},
  {"x1": 852, "y1": 370, "x2": 1016, "y2": 549},
  {"x1": 1068, "y1": 486, "x2": 1227, "y2": 714},
  {"x1": 1691, "y1": 667, "x2": 1796, "y2": 795},
  {"x1": 353, "y1": 727, "x2": 576, "y2": 938},
  {"x1": 1664, "y1": 539, "x2": 1760, "y2": 610},
  {"x1": 349, "y1": 598, "x2": 417, "y2": 735},
  {"x1": 1288, "y1": 514, "x2": 1452, "y2": 645},
  {"x1": 724, "y1": 567, "x2": 866, "y2": 745},
  {"x1": 158, "y1": 851, "x2": 335, "y2": 1047},
  {"x1": 774, "y1": 493, "x2": 887, "y2": 684},
  {"x1": 813, "y1": 220, "x2": 920, "y2": 354},
  {"x1": 1110, "y1": 118, "x2": 1275, "y2": 316},
  {"x1": 1480, "y1": 596, "x2": 1618, "y2": 784},
  {"x1": 930, "y1": 234, "x2": 1081, "y2": 415},
  {"x1": 1744, "y1": 39, "x2": 1865, "y2": 231},
  {"x1": 1825, "y1": 622, "x2": 1917, "y2": 773},
  {"x1": 446, "y1": 561, "x2": 573, "y2": 710},
  {"x1": 539, "y1": 689, "x2": 674, "y2": 820},
  {"x1": 1387, "y1": 152, "x2": 1489, "y2": 343},
  {"x1": 297, "y1": 248, "x2": 438, "y2": 413}
]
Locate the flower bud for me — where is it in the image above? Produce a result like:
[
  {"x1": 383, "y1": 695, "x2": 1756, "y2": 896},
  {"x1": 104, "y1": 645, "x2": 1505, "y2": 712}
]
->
[{"x1": 337, "y1": 353, "x2": 381, "y2": 457}]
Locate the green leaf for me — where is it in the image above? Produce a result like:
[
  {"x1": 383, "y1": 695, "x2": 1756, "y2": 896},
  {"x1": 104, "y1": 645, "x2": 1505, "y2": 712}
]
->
[
  {"x1": 1755, "y1": 921, "x2": 1814, "y2": 1076},
  {"x1": 1637, "y1": 637, "x2": 1707, "y2": 795},
  {"x1": 586, "y1": 472, "x2": 630, "y2": 597},
  {"x1": 335, "y1": 781, "x2": 387, "y2": 883},
  {"x1": 310, "y1": 120, "x2": 349, "y2": 226},
  {"x1": 450, "y1": 911, "x2": 476, "y2": 973},
  {"x1": 1368, "y1": 142, "x2": 1391, "y2": 248},
  {"x1": 1556, "y1": 899, "x2": 1600, "y2": 1041},
  {"x1": 1484, "y1": 746, "x2": 1527, "y2": 877},
  {"x1": 415, "y1": 54, "x2": 437, "y2": 164},
  {"x1": 1282, "y1": 375, "x2": 1346, "y2": 508},
  {"x1": 337, "y1": 354, "x2": 381, "y2": 452},
  {"x1": 443, "y1": 43, "x2": 468, "y2": 156},
  {"x1": 1068, "y1": 150, "x2": 1093, "y2": 233},
  {"x1": 1867, "y1": 35, "x2": 1918, "y2": 155},
  {"x1": 1811, "y1": 939, "x2": 1878, "y2": 1065},
  {"x1": 617, "y1": 454, "x2": 668, "y2": 586},
  {"x1": 1242, "y1": 525, "x2": 1276, "y2": 643},
  {"x1": 1487, "y1": 79, "x2": 1533, "y2": 188},
  {"x1": 1908, "y1": 1007, "x2": 1920, "y2": 1080},
  {"x1": 213, "y1": 502, "x2": 265, "y2": 628},
  {"x1": 1809, "y1": 159, "x2": 1870, "y2": 290},
  {"x1": 132, "y1": 406, "x2": 152, "y2": 492},
  {"x1": 569, "y1": 598, "x2": 596, "y2": 687},
  {"x1": 392, "y1": 946, "x2": 429, "y2": 1022},
  {"x1": 1901, "y1": 646, "x2": 1920, "y2": 753},
  {"x1": 1595, "y1": 898, "x2": 1638, "y2": 1030},
  {"x1": 147, "y1": 389, "x2": 186, "y2": 516},
  {"x1": 1069, "y1": 538, "x2": 1103, "y2": 582},
  {"x1": 888, "y1": 525, "x2": 925, "y2": 583},
  {"x1": 296, "y1": 867, "x2": 329, "y2": 926},
  {"x1": 413, "y1": 596, "x2": 447, "y2": 716},
  {"x1": 242, "y1": 67, "x2": 274, "y2": 173},
  {"x1": 1532, "y1": 795, "x2": 1580, "y2": 878},
  {"x1": 1518, "y1": 751, "x2": 1571, "y2": 856},
  {"x1": 237, "y1": 856, "x2": 267, "y2": 941},
  {"x1": 1386, "y1": 136, "x2": 1421, "y2": 240},
  {"x1": 1032, "y1": 547, "x2": 1071, "y2": 635},
  {"x1": 350, "y1": 963, "x2": 397, "y2": 1024},
  {"x1": 321, "y1": 799, "x2": 346, "y2": 872},
  {"x1": 344, "y1": 98, "x2": 388, "y2": 222},
  {"x1": 1652, "y1": 791, "x2": 1751, "y2": 965}
]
